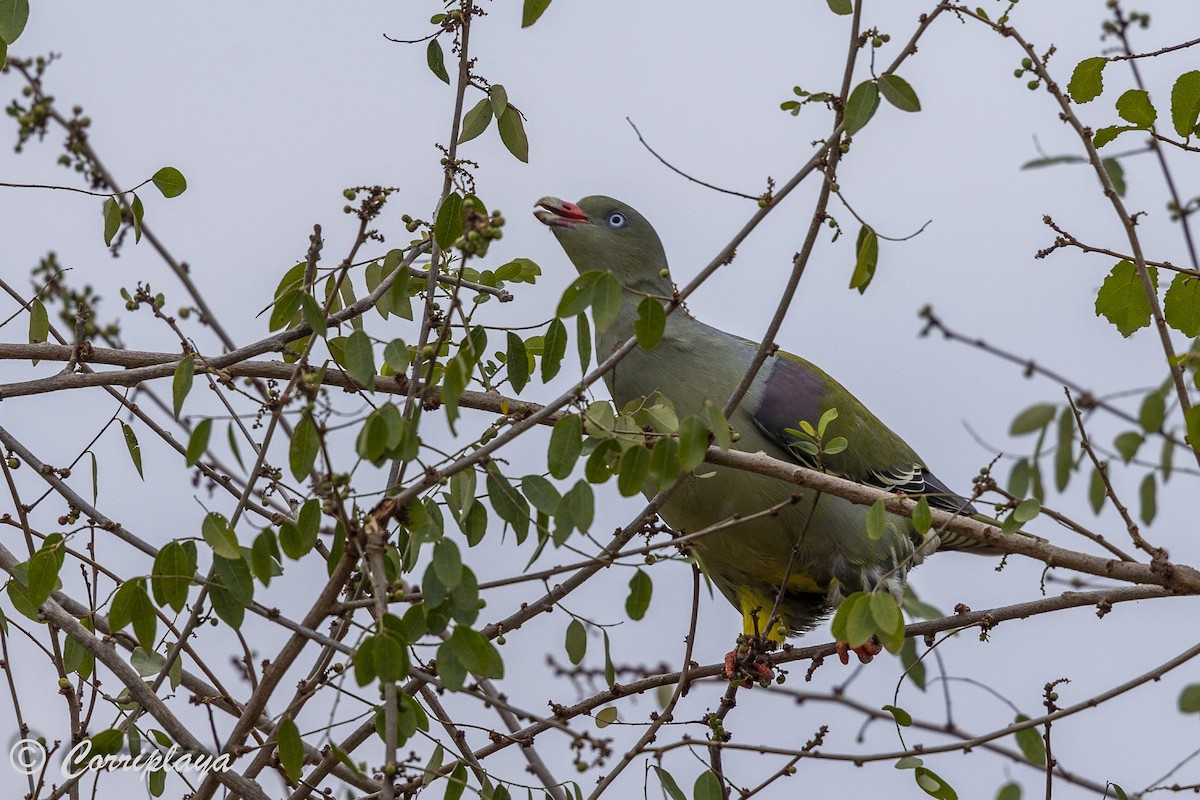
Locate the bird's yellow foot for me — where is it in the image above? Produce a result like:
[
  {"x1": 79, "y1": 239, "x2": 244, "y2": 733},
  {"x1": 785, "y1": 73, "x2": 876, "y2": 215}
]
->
[
  {"x1": 723, "y1": 634, "x2": 777, "y2": 688},
  {"x1": 835, "y1": 637, "x2": 882, "y2": 665}
]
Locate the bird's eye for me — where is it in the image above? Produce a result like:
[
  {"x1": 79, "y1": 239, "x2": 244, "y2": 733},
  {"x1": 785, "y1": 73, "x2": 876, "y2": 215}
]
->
[{"x1": 606, "y1": 212, "x2": 627, "y2": 229}]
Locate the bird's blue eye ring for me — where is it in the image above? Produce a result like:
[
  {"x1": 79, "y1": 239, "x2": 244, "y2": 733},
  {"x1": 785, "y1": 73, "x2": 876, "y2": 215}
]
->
[{"x1": 606, "y1": 212, "x2": 627, "y2": 229}]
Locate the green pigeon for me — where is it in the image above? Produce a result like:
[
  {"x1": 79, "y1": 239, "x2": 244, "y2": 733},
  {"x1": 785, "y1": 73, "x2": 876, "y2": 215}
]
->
[{"x1": 534, "y1": 195, "x2": 990, "y2": 669}]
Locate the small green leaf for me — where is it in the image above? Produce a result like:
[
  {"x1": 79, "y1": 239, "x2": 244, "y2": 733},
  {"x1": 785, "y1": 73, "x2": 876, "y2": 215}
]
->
[
  {"x1": 276, "y1": 719, "x2": 304, "y2": 781},
  {"x1": 825, "y1": 0, "x2": 852, "y2": 14},
  {"x1": 652, "y1": 766, "x2": 688, "y2": 800},
  {"x1": 489, "y1": 84, "x2": 509, "y2": 117},
  {"x1": 557, "y1": 270, "x2": 602, "y2": 317},
  {"x1": 865, "y1": 500, "x2": 887, "y2": 540},
  {"x1": 0, "y1": 0, "x2": 29, "y2": 43},
  {"x1": 290, "y1": 412, "x2": 320, "y2": 480},
  {"x1": 342, "y1": 329, "x2": 377, "y2": 389},
  {"x1": 625, "y1": 569, "x2": 652, "y2": 620},
  {"x1": 130, "y1": 193, "x2": 144, "y2": 242},
  {"x1": 185, "y1": 419, "x2": 212, "y2": 468},
  {"x1": 1164, "y1": 274, "x2": 1200, "y2": 336},
  {"x1": 879, "y1": 74, "x2": 921, "y2": 112},
  {"x1": 1088, "y1": 465, "x2": 1107, "y2": 513},
  {"x1": 151, "y1": 167, "x2": 187, "y2": 198},
  {"x1": 594, "y1": 706, "x2": 618, "y2": 728},
  {"x1": 1009, "y1": 403, "x2": 1056, "y2": 435},
  {"x1": 28, "y1": 298, "x2": 49, "y2": 348},
  {"x1": 521, "y1": 0, "x2": 552, "y2": 27},
  {"x1": 1139, "y1": 472, "x2": 1157, "y2": 524},
  {"x1": 435, "y1": 191, "x2": 465, "y2": 250},
  {"x1": 1114, "y1": 430, "x2": 1144, "y2": 462},
  {"x1": 1013, "y1": 715, "x2": 1046, "y2": 765},
  {"x1": 426, "y1": 38, "x2": 450, "y2": 84},
  {"x1": 565, "y1": 618, "x2": 586, "y2": 664},
  {"x1": 103, "y1": 197, "x2": 121, "y2": 246},
  {"x1": 1170, "y1": 70, "x2": 1200, "y2": 137},
  {"x1": 914, "y1": 767, "x2": 958, "y2": 800},
  {"x1": 895, "y1": 756, "x2": 924, "y2": 770},
  {"x1": 634, "y1": 297, "x2": 666, "y2": 349},
  {"x1": 172, "y1": 354, "x2": 195, "y2": 418},
  {"x1": 592, "y1": 272, "x2": 623, "y2": 331},
  {"x1": 1095, "y1": 261, "x2": 1157, "y2": 337},
  {"x1": 694, "y1": 769, "x2": 723, "y2": 800},
  {"x1": 541, "y1": 318, "x2": 567, "y2": 382},
  {"x1": 912, "y1": 496, "x2": 931, "y2": 534},
  {"x1": 26, "y1": 550, "x2": 59, "y2": 608},
  {"x1": 120, "y1": 422, "x2": 144, "y2": 479},
  {"x1": 110, "y1": 580, "x2": 157, "y2": 649},
  {"x1": 844, "y1": 81, "x2": 880, "y2": 136},
  {"x1": 458, "y1": 97, "x2": 493, "y2": 144},
  {"x1": 152, "y1": 541, "x2": 195, "y2": 613},
  {"x1": 996, "y1": 782, "x2": 1021, "y2": 800},
  {"x1": 677, "y1": 415, "x2": 709, "y2": 472},
  {"x1": 1179, "y1": 683, "x2": 1200, "y2": 713},
  {"x1": 1115, "y1": 89, "x2": 1156, "y2": 128},
  {"x1": 497, "y1": 107, "x2": 529, "y2": 163},
  {"x1": 202, "y1": 512, "x2": 241, "y2": 560},
  {"x1": 882, "y1": 704, "x2": 912, "y2": 727},
  {"x1": 617, "y1": 445, "x2": 650, "y2": 497},
  {"x1": 1067, "y1": 57, "x2": 1107, "y2": 103},
  {"x1": 1094, "y1": 124, "x2": 1137, "y2": 149},
  {"x1": 1101, "y1": 158, "x2": 1126, "y2": 197},
  {"x1": 1013, "y1": 497, "x2": 1040, "y2": 524},
  {"x1": 900, "y1": 637, "x2": 926, "y2": 690},
  {"x1": 1187, "y1": 406, "x2": 1200, "y2": 451},
  {"x1": 548, "y1": 414, "x2": 582, "y2": 479},
  {"x1": 849, "y1": 225, "x2": 878, "y2": 294}
]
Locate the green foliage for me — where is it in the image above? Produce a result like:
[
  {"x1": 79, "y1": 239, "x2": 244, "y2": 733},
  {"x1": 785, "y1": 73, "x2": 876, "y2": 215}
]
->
[
  {"x1": 151, "y1": 166, "x2": 187, "y2": 198},
  {"x1": 119, "y1": 421, "x2": 143, "y2": 478},
  {"x1": 878, "y1": 74, "x2": 921, "y2": 112},
  {"x1": 849, "y1": 225, "x2": 878, "y2": 293},
  {"x1": 1170, "y1": 70, "x2": 1200, "y2": 136},
  {"x1": 624, "y1": 569, "x2": 652, "y2": 620},
  {"x1": 426, "y1": 38, "x2": 450, "y2": 84},
  {"x1": 1067, "y1": 56, "x2": 1107, "y2": 103},
  {"x1": 276, "y1": 719, "x2": 304, "y2": 781},
  {"x1": 831, "y1": 590, "x2": 904, "y2": 653},
  {"x1": 1013, "y1": 715, "x2": 1045, "y2": 765},
  {"x1": 521, "y1": 0, "x2": 553, "y2": 27},
  {"x1": 1095, "y1": 260, "x2": 1157, "y2": 336},
  {"x1": 844, "y1": 81, "x2": 879, "y2": 135},
  {"x1": 172, "y1": 354, "x2": 194, "y2": 418}
]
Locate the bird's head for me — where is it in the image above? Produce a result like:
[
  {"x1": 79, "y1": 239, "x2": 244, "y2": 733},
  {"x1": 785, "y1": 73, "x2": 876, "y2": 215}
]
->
[{"x1": 534, "y1": 195, "x2": 671, "y2": 292}]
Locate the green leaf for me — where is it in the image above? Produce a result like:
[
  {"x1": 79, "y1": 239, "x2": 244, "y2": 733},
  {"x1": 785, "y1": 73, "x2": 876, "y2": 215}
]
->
[
  {"x1": 1055, "y1": 407, "x2": 1075, "y2": 492},
  {"x1": 1170, "y1": 70, "x2": 1200, "y2": 137},
  {"x1": 152, "y1": 166, "x2": 187, "y2": 198},
  {"x1": 186, "y1": 418, "x2": 212, "y2": 467},
  {"x1": 300, "y1": 293, "x2": 327, "y2": 337},
  {"x1": 548, "y1": 414, "x2": 582, "y2": 479},
  {"x1": 617, "y1": 445, "x2": 650, "y2": 497},
  {"x1": 1188, "y1": 406, "x2": 1200, "y2": 451},
  {"x1": 426, "y1": 38, "x2": 450, "y2": 84},
  {"x1": 458, "y1": 97, "x2": 493, "y2": 144},
  {"x1": 694, "y1": 769, "x2": 723, "y2": 800},
  {"x1": 1067, "y1": 57, "x2": 1107, "y2": 103},
  {"x1": 1021, "y1": 154, "x2": 1087, "y2": 169},
  {"x1": 26, "y1": 550, "x2": 59, "y2": 607},
  {"x1": 895, "y1": 756, "x2": 923, "y2": 770},
  {"x1": 290, "y1": 412, "x2": 320, "y2": 480},
  {"x1": 504, "y1": 332, "x2": 529, "y2": 394},
  {"x1": 342, "y1": 329, "x2": 377, "y2": 389},
  {"x1": 152, "y1": 541, "x2": 196, "y2": 613},
  {"x1": 276, "y1": 718, "x2": 304, "y2": 781},
  {"x1": 576, "y1": 312, "x2": 592, "y2": 373},
  {"x1": 1139, "y1": 391, "x2": 1165, "y2": 433},
  {"x1": 1179, "y1": 683, "x2": 1200, "y2": 713},
  {"x1": 435, "y1": 191, "x2": 464, "y2": 250},
  {"x1": 844, "y1": 81, "x2": 880, "y2": 136},
  {"x1": 849, "y1": 225, "x2": 878, "y2": 294},
  {"x1": 1115, "y1": 89, "x2": 1156, "y2": 128},
  {"x1": 879, "y1": 74, "x2": 921, "y2": 112},
  {"x1": 592, "y1": 271, "x2": 623, "y2": 331},
  {"x1": 882, "y1": 704, "x2": 912, "y2": 727},
  {"x1": 129, "y1": 193, "x2": 143, "y2": 242},
  {"x1": 1093, "y1": 124, "x2": 1137, "y2": 149},
  {"x1": 202, "y1": 512, "x2": 241, "y2": 560},
  {"x1": 1089, "y1": 465, "x2": 1107, "y2": 513},
  {"x1": 900, "y1": 637, "x2": 926, "y2": 690},
  {"x1": 865, "y1": 500, "x2": 887, "y2": 540},
  {"x1": 1095, "y1": 260, "x2": 1157, "y2": 337},
  {"x1": 1102, "y1": 158, "x2": 1126, "y2": 197},
  {"x1": 521, "y1": 474, "x2": 561, "y2": 515},
  {"x1": 0, "y1": 0, "x2": 29, "y2": 43},
  {"x1": 996, "y1": 782, "x2": 1021, "y2": 800},
  {"x1": 825, "y1": 0, "x2": 852, "y2": 14},
  {"x1": 557, "y1": 270, "x2": 603, "y2": 317},
  {"x1": 489, "y1": 84, "x2": 509, "y2": 118},
  {"x1": 103, "y1": 197, "x2": 121, "y2": 246},
  {"x1": 1114, "y1": 430, "x2": 1144, "y2": 462},
  {"x1": 590, "y1": 706, "x2": 617, "y2": 729},
  {"x1": 111, "y1": 580, "x2": 157, "y2": 649},
  {"x1": 172, "y1": 354, "x2": 195, "y2": 418},
  {"x1": 1164, "y1": 274, "x2": 1200, "y2": 336},
  {"x1": 625, "y1": 569, "x2": 652, "y2": 620},
  {"x1": 541, "y1": 318, "x2": 567, "y2": 382},
  {"x1": 444, "y1": 764, "x2": 469, "y2": 800},
  {"x1": 28, "y1": 297, "x2": 48, "y2": 348},
  {"x1": 1139, "y1": 472, "x2": 1157, "y2": 524},
  {"x1": 209, "y1": 554, "x2": 253, "y2": 629},
  {"x1": 601, "y1": 629, "x2": 616, "y2": 686},
  {"x1": 565, "y1": 618, "x2": 587, "y2": 664},
  {"x1": 1013, "y1": 715, "x2": 1046, "y2": 765},
  {"x1": 1009, "y1": 403, "x2": 1055, "y2": 435},
  {"x1": 912, "y1": 496, "x2": 931, "y2": 534},
  {"x1": 487, "y1": 464, "x2": 530, "y2": 543},
  {"x1": 634, "y1": 296, "x2": 666, "y2": 349},
  {"x1": 914, "y1": 767, "x2": 958, "y2": 800},
  {"x1": 652, "y1": 766, "x2": 688, "y2": 800},
  {"x1": 521, "y1": 0, "x2": 553, "y2": 27},
  {"x1": 497, "y1": 107, "x2": 529, "y2": 162},
  {"x1": 677, "y1": 415, "x2": 709, "y2": 472},
  {"x1": 120, "y1": 422, "x2": 144, "y2": 479}
]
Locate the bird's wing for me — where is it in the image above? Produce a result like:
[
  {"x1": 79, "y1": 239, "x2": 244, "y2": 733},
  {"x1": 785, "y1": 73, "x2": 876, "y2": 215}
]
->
[{"x1": 749, "y1": 351, "x2": 987, "y2": 552}]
